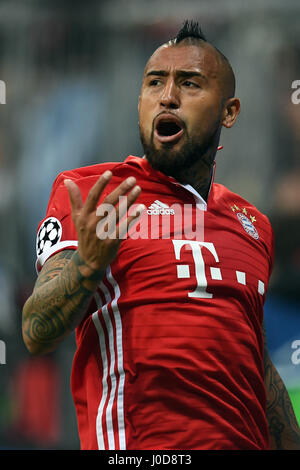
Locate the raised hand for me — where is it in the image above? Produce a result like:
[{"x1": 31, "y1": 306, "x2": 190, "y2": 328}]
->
[{"x1": 64, "y1": 171, "x2": 144, "y2": 276}]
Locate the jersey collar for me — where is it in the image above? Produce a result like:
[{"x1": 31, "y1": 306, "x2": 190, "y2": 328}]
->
[{"x1": 124, "y1": 155, "x2": 215, "y2": 211}]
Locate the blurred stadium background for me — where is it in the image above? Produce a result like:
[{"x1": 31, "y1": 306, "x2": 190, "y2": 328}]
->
[{"x1": 0, "y1": 0, "x2": 299, "y2": 449}]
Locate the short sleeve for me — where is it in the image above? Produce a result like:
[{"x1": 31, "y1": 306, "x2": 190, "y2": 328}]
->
[{"x1": 35, "y1": 173, "x2": 78, "y2": 273}]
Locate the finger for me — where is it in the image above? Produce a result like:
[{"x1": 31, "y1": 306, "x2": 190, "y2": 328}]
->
[
  {"x1": 83, "y1": 170, "x2": 113, "y2": 214},
  {"x1": 103, "y1": 176, "x2": 137, "y2": 206},
  {"x1": 95, "y1": 207, "x2": 118, "y2": 241},
  {"x1": 117, "y1": 203, "x2": 146, "y2": 239},
  {"x1": 64, "y1": 179, "x2": 84, "y2": 213},
  {"x1": 116, "y1": 185, "x2": 141, "y2": 225}
]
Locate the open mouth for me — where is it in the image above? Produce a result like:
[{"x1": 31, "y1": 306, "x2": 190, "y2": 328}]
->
[{"x1": 154, "y1": 114, "x2": 184, "y2": 143}]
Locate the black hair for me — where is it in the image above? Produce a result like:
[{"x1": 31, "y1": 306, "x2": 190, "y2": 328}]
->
[{"x1": 174, "y1": 20, "x2": 207, "y2": 44}]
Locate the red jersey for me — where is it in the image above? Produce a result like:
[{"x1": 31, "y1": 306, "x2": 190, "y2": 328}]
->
[{"x1": 36, "y1": 155, "x2": 273, "y2": 450}]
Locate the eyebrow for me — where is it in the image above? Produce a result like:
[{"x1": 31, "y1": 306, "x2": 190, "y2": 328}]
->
[{"x1": 145, "y1": 70, "x2": 207, "y2": 81}]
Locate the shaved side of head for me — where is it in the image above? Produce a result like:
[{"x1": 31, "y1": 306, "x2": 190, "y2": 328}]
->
[{"x1": 164, "y1": 20, "x2": 236, "y2": 101}]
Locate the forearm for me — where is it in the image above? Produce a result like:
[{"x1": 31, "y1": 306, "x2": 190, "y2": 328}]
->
[
  {"x1": 22, "y1": 251, "x2": 104, "y2": 355},
  {"x1": 265, "y1": 358, "x2": 300, "y2": 450}
]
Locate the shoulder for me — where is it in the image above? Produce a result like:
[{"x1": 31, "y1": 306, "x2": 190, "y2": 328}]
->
[
  {"x1": 44, "y1": 161, "x2": 123, "y2": 220},
  {"x1": 213, "y1": 182, "x2": 272, "y2": 228},
  {"x1": 51, "y1": 161, "x2": 122, "y2": 192}
]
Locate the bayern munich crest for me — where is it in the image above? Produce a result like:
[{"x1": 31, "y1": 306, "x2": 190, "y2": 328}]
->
[
  {"x1": 36, "y1": 217, "x2": 62, "y2": 256},
  {"x1": 236, "y1": 212, "x2": 259, "y2": 240}
]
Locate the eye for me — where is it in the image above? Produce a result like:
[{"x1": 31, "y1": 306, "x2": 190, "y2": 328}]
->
[
  {"x1": 149, "y1": 79, "x2": 162, "y2": 86},
  {"x1": 183, "y1": 80, "x2": 199, "y2": 88}
]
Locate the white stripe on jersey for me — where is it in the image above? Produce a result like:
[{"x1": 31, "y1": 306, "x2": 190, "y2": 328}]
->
[
  {"x1": 106, "y1": 267, "x2": 126, "y2": 450},
  {"x1": 98, "y1": 282, "x2": 117, "y2": 449},
  {"x1": 35, "y1": 240, "x2": 78, "y2": 273},
  {"x1": 92, "y1": 299, "x2": 109, "y2": 450},
  {"x1": 93, "y1": 269, "x2": 126, "y2": 450}
]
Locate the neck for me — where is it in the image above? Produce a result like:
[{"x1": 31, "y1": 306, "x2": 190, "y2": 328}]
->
[
  {"x1": 174, "y1": 153, "x2": 215, "y2": 201},
  {"x1": 143, "y1": 139, "x2": 219, "y2": 201}
]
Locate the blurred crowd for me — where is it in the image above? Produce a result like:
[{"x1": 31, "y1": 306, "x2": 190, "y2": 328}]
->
[{"x1": 0, "y1": 0, "x2": 299, "y2": 449}]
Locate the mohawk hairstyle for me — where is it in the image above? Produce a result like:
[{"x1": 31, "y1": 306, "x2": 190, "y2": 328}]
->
[{"x1": 174, "y1": 20, "x2": 207, "y2": 44}]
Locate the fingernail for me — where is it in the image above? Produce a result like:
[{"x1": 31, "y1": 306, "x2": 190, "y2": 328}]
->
[
  {"x1": 127, "y1": 176, "x2": 136, "y2": 185},
  {"x1": 102, "y1": 170, "x2": 112, "y2": 179},
  {"x1": 64, "y1": 179, "x2": 71, "y2": 185},
  {"x1": 132, "y1": 185, "x2": 141, "y2": 194},
  {"x1": 136, "y1": 204, "x2": 145, "y2": 212}
]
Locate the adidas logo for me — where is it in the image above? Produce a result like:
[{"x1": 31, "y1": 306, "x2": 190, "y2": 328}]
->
[{"x1": 147, "y1": 200, "x2": 175, "y2": 215}]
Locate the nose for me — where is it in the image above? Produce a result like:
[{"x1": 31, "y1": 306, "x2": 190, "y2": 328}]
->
[{"x1": 160, "y1": 78, "x2": 180, "y2": 109}]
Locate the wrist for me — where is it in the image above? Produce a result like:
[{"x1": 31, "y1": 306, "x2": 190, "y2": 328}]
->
[{"x1": 72, "y1": 251, "x2": 106, "y2": 288}]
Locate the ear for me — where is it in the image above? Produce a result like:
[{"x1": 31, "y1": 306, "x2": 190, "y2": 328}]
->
[
  {"x1": 221, "y1": 97, "x2": 241, "y2": 128},
  {"x1": 138, "y1": 94, "x2": 141, "y2": 113}
]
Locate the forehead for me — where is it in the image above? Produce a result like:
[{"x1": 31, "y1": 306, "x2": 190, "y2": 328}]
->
[{"x1": 144, "y1": 43, "x2": 220, "y2": 78}]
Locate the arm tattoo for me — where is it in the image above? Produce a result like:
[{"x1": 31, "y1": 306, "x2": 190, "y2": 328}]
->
[
  {"x1": 22, "y1": 250, "x2": 104, "y2": 353},
  {"x1": 263, "y1": 321, "x2": 300, "y2": 449}
]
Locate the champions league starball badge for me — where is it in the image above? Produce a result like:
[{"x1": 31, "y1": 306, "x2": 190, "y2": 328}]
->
[
  {"x1": 36, "y1": 217, "x2": 62, "y2": 256},
  {"x1": 236, "y1": 212, "x2": 259, "y2": 240}
]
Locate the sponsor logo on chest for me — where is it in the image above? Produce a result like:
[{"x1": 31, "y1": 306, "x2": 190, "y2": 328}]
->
[{"x1": 147, "y1": 200, "x2": 175, "y2": 215}]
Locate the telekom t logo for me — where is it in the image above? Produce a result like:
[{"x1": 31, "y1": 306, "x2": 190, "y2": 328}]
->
[{"x1": 172, "y1": 240, "x2": 221, "y2": 299}]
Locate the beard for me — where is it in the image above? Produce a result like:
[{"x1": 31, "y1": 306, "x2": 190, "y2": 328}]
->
[{"x1": 139, "y1": 123, "x2": 220, "y2": 181}]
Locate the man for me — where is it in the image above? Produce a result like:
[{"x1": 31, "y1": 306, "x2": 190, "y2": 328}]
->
[{"x1": 22, "y1": 21, "x2": 300, "y2": 450}]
